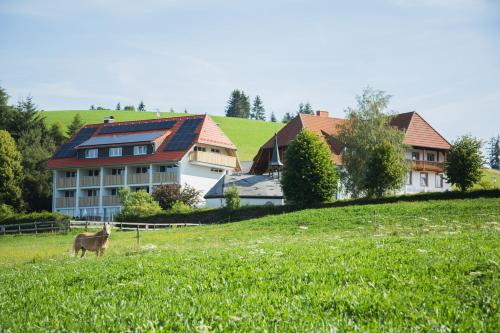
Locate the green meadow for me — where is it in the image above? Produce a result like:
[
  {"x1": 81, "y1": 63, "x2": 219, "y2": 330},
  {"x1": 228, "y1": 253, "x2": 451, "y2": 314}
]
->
[
  {"x1": 43, "y1": 110, "x2": 283, "y2": 160},
  {"x1": 0, "y1": 198, "x2": 498, "y2": 332}
]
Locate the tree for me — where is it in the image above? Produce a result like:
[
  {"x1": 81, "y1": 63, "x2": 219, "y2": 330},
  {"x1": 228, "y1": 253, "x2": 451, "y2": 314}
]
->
[
  {"x1": 138, "y1": 101, "x2": 146, "y2": 112},
  {"x1": 184, "y1": 108, "x2": 188, "y2": 113},
  {"x1": 486, "y1": 135, "x2": 500, "y2": 170},
  {"x1": 225, "y1": 90, "x2": 250, "y2": 118},
  {"x1": 336, "y1": 87, "x2": 406, "y2": 198},
  {"x1": 90, "y1": 105, "x2": 95, "y2": 110},
  {"x1": 270, "y1": 112, "x2": 277, "y2": 122},
  {"x1": 281, "y1": 129, "x2": 338, "y2": 205},
  {"x1": 67, "y1": 113, "x2": 84, "y2": 137},
  {"x1": 152, "y1": 184, "x2": 201, "y2": 210},
  {"x1": 116, "y1": 188, "x2": 163, "y2": 220},
  {"x1": 298, "y1": 102, "x2": 314, "y2": 115},
  {"x1": 0, "y1": 130, "x2": 24, "y2": 210},
  {"x1": 224, "y1": 186, "x2": 240, "y2": 210},
  {"x1": 96, "y1": 106, "x2": 107, "y2": 110},
  {"x1": 124, "y1": 105, "x2": 135, "y2": 111},
  {"x1": 251, "y1": 96, "x2": 266, "y2": 120},
  {"x1": 0, "y1": 86, "x2": 16, "y2": 134},
  {"x1": 445, "y1": 135, "x2": 483, "y2": 191},
  {"x1": 364, "y1": 140, "x2": 406, "y2": 197},
  {"x1": 116, "y1": 102, "x2": 121, "y2": 111},
  {"x1": 49, "y1": 122, "x2": 67, "y2": 147},
  {"x1": 170, "y1": 107, "x2": 175, "y2": 113},
  {"x1": 17, "y1": 127, "x2": 55, "y2": 211},
  {"x1": 282, "y1": 112, "x2": 293, "y2": 123}
]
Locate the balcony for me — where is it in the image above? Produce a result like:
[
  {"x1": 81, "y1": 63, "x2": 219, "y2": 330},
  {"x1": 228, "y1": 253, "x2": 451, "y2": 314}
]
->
[
  {"x1": 103, "y1": 175, "x2": 124, "y2": 186},
  {"x1": 79, "y1": 196, "x2": 99, "y2": 207},
  {"x1": 103, "y1": 195, "x2": 121, "y2": 206},
  {"x1": 189, "y1": 151, "x2": 237, "y2": 168},
  {"x1": 56, "y1": 177, "x2": 76, "y2": 188},
  {"x1": 55, "y1": 197, "x2": 76, "y2": 208},
  {"x1": 80, "y1": 176, "x2": 100, "y2": 187},
  {"x1": 153, "y1": 172, "x2": 176, "y2": 184},
  {"x1": 128, "y1": 173, "x2": 149, "y2": 184},
  {"x1": 410, "y1": 160, "x2": 445, "y2": 172}
]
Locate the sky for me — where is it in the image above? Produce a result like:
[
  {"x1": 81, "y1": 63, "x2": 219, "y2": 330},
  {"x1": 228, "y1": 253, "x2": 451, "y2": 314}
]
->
[{"x1": 0, "y1": 0, "x2": 499, "y2": 142}]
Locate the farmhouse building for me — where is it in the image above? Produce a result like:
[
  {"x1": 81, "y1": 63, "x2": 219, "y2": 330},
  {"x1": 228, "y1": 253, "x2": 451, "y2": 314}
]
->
[
  {"x1": 48, "y1": 115, "x2": 240, "y2": 220},
  {"x1": 250, "y1": 111, "x2": 451, "y2": 197}
]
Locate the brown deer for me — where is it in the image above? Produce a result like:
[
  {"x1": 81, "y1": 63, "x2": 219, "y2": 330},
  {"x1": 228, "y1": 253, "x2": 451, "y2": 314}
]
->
[{"x1": 73, "y1": 223, "x2": 112, "y2": 257}]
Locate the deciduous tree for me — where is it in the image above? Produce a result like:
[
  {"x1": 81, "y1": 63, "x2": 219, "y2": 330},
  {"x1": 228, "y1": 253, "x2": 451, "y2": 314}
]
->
[
  {"x1": 0, "y1": 130, "x2": 24, "y2": 210},
  {"x1": 445, "y1": 135, "x2": 483, "y2": 191}
]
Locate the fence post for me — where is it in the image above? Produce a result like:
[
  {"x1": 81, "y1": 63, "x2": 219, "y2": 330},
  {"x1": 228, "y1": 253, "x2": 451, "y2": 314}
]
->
[
  {"x1": 136, "y1": 225, "x2": 140, "y2": 245},
  {"x1": 18, "y1": 224, "x2": 21, "y2": 235},
  {"x1": 35, "y1": 222, "x2": 38, "y2": 235},
  {"x1": 120, "y1": 223, "x2": 122, "y2": 231},
  {"x1": 51, "y1": 222, "x2": 54, "y2": 233},
  {"x1": 85, "y1": 221, "x2": 88, "y2": 231}
]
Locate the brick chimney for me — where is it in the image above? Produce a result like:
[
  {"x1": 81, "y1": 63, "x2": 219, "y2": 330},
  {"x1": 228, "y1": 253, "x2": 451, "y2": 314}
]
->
[{"x1": 316, "y1": 110, "x2": 329, "y2": 117}]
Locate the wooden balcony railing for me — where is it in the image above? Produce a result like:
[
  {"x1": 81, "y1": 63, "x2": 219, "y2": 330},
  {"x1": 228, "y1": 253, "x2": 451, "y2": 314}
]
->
[
  {"x1": 189, "y1": 151, "x2": 237, "y2": 168},
  {"x1": 103, "y1": 196, "x2": 121, "y2": 206},
  {"x1": 103, "y1": 175, "x2": 124, "y2": 186},
  {"x1": 127, "y1": 173, "x2": 149, "y2": 184},
  {"x1": 56, "y1": 177, "x2": 76, "y2": 188},
  {"x1": 79, "y1": 196, "x2": 99, "y2": 207},
  {"x1": 55, "y1": 197, "x2": 76, "y2": 208},
  {"x1": 153, "y1": 172, "x2": 176, "y2": 184},
  {"x1": 410, "y1": 160, "x2": 445, "y2": 172},
  {"x1": 80, "y1": 176, "x2": 100, "y2": 187}
]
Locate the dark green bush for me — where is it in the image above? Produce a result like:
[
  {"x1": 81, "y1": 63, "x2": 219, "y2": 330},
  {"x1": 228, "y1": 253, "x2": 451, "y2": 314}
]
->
[{"x1": 1, "y1": 211, "x2": 69, "y2": 225}]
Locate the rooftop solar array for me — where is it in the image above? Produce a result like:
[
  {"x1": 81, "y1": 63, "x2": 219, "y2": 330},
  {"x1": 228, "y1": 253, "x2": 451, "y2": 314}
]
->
[
  {"x1": 164, "y1": 118, "x2": 203, "y2": 151},
  {"x1": 99, "y1": 120, "x2": 176, "y2": 134},
  {"x1": 78, "y1": 131, "x2": 165, "y2": 147},
  {"x1": 53, "y1": 127, "x2": 98, "y2": 158}
]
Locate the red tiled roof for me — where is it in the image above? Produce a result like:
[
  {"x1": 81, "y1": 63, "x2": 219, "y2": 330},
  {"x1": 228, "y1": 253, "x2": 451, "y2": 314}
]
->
[
  {"x1": 47, "y1": 114, "x2": 236, "y2": 169},
  {"x1": 395, "y1": 112, "x2": 450, "y2": 150}
]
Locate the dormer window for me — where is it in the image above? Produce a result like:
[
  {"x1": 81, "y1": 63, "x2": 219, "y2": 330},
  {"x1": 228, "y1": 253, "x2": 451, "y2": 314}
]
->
[
  {"x1": 109, "y1": 147, "x2": 122, "y2": 157},
  {"x1": 134, "y1": 145, "x2": 147, "y2": 155},
  {"x1": 85, "y1": 149, "x2": 98, "y2": 159},
  {"x1": 194, "y1": 146, "x2": 206, "y2": 152}
]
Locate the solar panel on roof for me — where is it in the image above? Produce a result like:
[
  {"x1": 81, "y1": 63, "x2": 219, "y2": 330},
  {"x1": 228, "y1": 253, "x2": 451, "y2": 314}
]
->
[
  {"x1": 53, "y1": 127, "x2": 98, "y2": 158},
  {"x1": 78, "y1": 131, "x2": 165, "y2": 147},
  {"x1": 164, "y1": 118, "x2": 202, "y2": 151},
  {"x1": 99, "y1": 120, "x2": 176, "y2": 134}
]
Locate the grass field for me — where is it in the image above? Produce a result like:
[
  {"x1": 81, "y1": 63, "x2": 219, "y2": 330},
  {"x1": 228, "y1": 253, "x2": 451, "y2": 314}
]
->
[
  {"x1": 43, "y1": 110, "x2": 283, "y2": 160},
  {"x1": 0, "y1": 198, "x2": 499, "y2": 331},
  {"x1": 477, "y1": 168, "x2": 500, "y2": 189}
]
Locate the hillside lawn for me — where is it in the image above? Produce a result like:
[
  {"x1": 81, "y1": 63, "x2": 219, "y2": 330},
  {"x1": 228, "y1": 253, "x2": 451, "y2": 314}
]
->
[
  {"x1": 42, "y1": 110, "x2": 283, "y2": 160},
  {"x1": 0, "y1": 198, "x2": 498, "y2": 332}
]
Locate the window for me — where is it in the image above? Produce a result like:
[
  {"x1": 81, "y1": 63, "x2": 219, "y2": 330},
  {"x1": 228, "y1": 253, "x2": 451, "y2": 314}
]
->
[
  {"x1": 87, "y1": 189, "x2": 98, "y2": 197},
  {"x1": 211, "y1": 168, "x2": 223, "y2": 173},
  {"x1": 405, "y1": 171, "x2": 412, "y2": 185},
  {"x1": 64, "y1": 190, "x2": 75, "y2": 198},
  {"x1": 211, "y1": 148, "x2": 220, "y2": 153},
  {"x1": 65, "y1": 171, "x2": 76, "y2": 178},
  {"x1": 159, "y1": 165, "x2": 174, "y2": 172},
  {"x1": 136, "y1": 167, "x2": 149, "y2": 174},
  {"x1": 411, "y1": 152, "x2": 420, "y2": 160},
  {"x1": 109, "y1": 147, "x2": 122, "y2": 157},
  {"x1": 87, "y1": 169, "x2": 99, "y2": 177},
  {"x1": 110, "y1": 188, "x2": 118, "y2": 196},
  {"x1": 436, "y1": 174, "x2": 443, "y2": 188},
  {"x1": 420, "y1": 172, "x2": 428, "y2": 187},
  {"x1": 194, "y1": 146, "x2": 206, "y2": 152},
  {"x1": 134, "y1": 145, "x2": 147, "y2": 155},
  {"x1": 427, "y1": 153, "x2": 435, "y2": 162},
  {"x1": 85, "y1": 149, "x2": 98, "y2": 159},
  {"x1": 111, "y1": 168, "x2": 124, "y2": 175}
]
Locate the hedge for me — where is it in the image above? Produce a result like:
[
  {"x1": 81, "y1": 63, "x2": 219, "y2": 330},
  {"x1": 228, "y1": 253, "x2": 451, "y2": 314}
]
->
[{"x1": 0, "y1": 211, "x2": 69, "y2": 225}]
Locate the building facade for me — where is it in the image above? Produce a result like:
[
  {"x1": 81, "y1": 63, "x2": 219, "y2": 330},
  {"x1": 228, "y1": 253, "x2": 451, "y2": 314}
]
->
[
  {"x1": 251, "y1": 111, "x2": 451, "y2": 198},
  {"x1": 48, "y1": 115, "x2": 240, "y2": 220}
]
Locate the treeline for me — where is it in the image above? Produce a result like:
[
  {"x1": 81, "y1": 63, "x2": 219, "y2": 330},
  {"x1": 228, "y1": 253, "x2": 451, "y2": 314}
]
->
[{"x1": 0, "y1": 86, "x2": 68, "y2": 215}]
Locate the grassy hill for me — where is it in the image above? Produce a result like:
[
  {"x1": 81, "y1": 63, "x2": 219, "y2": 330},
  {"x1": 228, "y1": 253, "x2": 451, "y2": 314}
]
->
[
  {"x1": 43, "y1": 110, "x2": 283, "y2": 160},
  {"x1": 0, "y1": 197, "x2": 498, "y2": 331}
]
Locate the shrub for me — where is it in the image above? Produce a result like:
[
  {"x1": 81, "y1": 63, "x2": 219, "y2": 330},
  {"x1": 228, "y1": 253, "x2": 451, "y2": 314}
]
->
[
  {"x1": 152, "y1": 184, "x2": 201, "y2": 210},
  {"x1": 169, "y1": 201, "x2": 192, "y2": 214},
  {"x1": 116, "y1": 188, "x2": 163, "y2": 221},
  {"x1": 445, "y1": 135, "x2": 483, "y2": 191},
  {"x1": 477, "y1": 178, "x2": 494, "y2": 190},
  {"x1": 1, "y1": 211, "x2": 69, "y2": 225},
  {"x1": 0, "y1": 204, "x2": 14, "y2": 222},
  {"x1": 281, "y1": 129, "x2": 338, "y2": 205},
  {"x1": 224, "y1": 186, "x2": 240, "y2": 210}
]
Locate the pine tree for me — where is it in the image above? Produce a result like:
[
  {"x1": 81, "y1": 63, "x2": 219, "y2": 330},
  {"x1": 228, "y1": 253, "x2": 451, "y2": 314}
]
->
[
  {"x1": 67, "y1": 113, "x2": 84, "y2": 137},
  {"x1": 281, "y1": 129, "x2": 338, "y2": 205},
  {"x1": 138, "y1": 101, "x2": 146, "y2": 112},
  {"x1": 487, "y1": 135, "x2": 500, "y2": 170},
  {"x1": 116, "y1": 102, "x2": 121, "y2": 111},
  {"x1": 297, "y1": 102, "x2": 314, "y2": 115},
  {"x1": 270, "y1": 112, "x2": 277, "y2": 122},
  {"x1": 282, "y1": 112, "x2": 293, "y2": 123},
  {"x1": 251, "y1": 96, "x2": 266, "y2": 120},
  {"x1": 184, "y1": 108, "x2": 188, "y2": 114},
  {"x1": 90, "y1": 105, "x2": 95, "y2": 110},
  {"x1": 49, "y1": 122, "x2": 67, "y2": 147},
  {"x1": 225, "y1": 90, "x2": 250, "y2": 118},
  {"x1": 170, "y1": 107, "x2": 175, "y2": 113},
  {"x1": 0, "y1": 130, "x2": 24, "y2": 210}
]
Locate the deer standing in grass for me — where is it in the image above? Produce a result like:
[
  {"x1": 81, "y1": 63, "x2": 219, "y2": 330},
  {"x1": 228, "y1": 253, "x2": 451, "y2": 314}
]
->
[{"x1": 73, "y1": 223, "x2": 112, "y2": 257}]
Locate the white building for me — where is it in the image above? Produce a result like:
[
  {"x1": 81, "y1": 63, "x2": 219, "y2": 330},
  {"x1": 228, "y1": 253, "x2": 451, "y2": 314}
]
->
[{"x1": 48, "y1": 115, "x2": 240, "y2": 220}]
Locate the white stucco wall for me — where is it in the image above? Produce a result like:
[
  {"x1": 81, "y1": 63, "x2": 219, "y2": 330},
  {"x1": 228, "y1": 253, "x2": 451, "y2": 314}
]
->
[{"x1": 206, "y1": 197, "x2": 284, "y2": 209}]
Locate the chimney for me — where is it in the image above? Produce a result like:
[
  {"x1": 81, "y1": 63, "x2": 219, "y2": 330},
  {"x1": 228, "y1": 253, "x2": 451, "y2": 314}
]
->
[
  {"x1": 316, "y1": 110, "x2": 329, "y2": 117},
  {"x1": 104, "y1": 116, "x2": 115, "y2": 124}
]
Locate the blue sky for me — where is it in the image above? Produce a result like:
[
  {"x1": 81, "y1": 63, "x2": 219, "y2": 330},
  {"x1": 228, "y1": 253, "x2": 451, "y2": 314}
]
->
[{"x1": 1, "y1": 0, "x2": 499, "y2": 142}]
